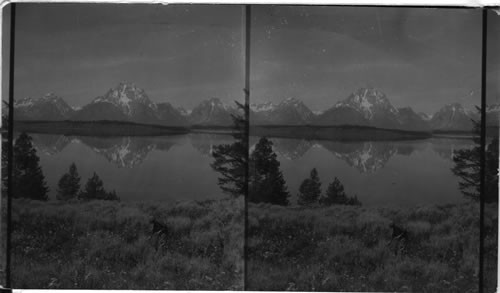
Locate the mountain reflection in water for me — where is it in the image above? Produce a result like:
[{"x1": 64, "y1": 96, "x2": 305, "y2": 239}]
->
[
  {"x1": 31, "y1": 133, "x2": 474, "y2": 171},
  {"x1": 249, "y1": 136, "x2": 473, "y2": 173},
  {"x1": 30, "y1": 133, "x2": 226, "y2": 168},
  {"x1": 25, "y1": 133, "x2": 474, "y2": 205}
]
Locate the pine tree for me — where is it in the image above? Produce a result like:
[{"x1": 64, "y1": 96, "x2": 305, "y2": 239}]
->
[
  {"x1": 56, "y1": 163, "x2": 81, "y2": 200},
  {"x1": 320, "y1": 177, "x2": 362, "y2": 206},
  {"x1": 12, "y1": 133, "x2": 49, "y2": 200},
  {"x1": 211, "y1": 100, "x2": 248, "y2": 197},
  {"x1": 249, "y1": 137, "x2": 290, "y2": 205},
  {"x1": 346, "y1": 195, "x2": 362, "y2": 206},
  {"x1": 297, "y1": 168, "x2": 321, "y2": 206},
  {"x1": 105, "y1": 190, "x2": 119, "y2": 201},
  {"x1": 321, "y1": 177, "x2": 348, "y2": 206},
  {"x1": 452, "y1": 109, "x2": 499, "y2": 203},
  {"x1": 79, "y1": 172, "x2": 119, "y2": 201},
  {"x1": 485, "y1": 138, "x2": 499, "y2": 202}
]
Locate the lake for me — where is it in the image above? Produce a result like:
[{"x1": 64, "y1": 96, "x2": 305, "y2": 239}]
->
[
  {"x1": 251, "y1": 136, "x2": 475, "y2": 207},
  {"x1": 25, "y1": 132, "x2": 474, "y2": 206},
  {"x1": 27, "y1": 133, "x2": 235, "y2": 202}
]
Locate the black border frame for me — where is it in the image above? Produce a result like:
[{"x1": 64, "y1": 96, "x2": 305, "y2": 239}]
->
[{"x1": 3, "y1": 4, "x2": 497, "y2": 292}]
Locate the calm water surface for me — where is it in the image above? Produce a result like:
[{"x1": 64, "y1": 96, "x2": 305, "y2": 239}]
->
[
  {"x1": 28, "y1": 133, "x2": 474, "y2": 206},
  {"x1": 29, "y1": 133, "x2": 234, "y2": 202},
  {"x1": 251, "y1": 136, "x2": 474, "y2": 207}
]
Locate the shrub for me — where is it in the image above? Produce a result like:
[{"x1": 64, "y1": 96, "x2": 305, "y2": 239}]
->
[
  {"x1": 321, "y1": 177, "x2": 362, "y2": 206},
  {"x1": 78, "y1": 172, "x2": 119, "y2": 201}
]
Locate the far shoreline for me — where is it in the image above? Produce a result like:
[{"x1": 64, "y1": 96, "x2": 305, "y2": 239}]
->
[{"x1": 8, "y1": 119, "x2": 494, "y2": 141}]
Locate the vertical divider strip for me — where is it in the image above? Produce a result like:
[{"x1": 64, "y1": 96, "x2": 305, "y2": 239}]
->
[
  {"x1": 6, "y1": 2, "x2": 16, "y2": 290},
  {"x1": 243, "y1": 4, "x2": 251, "y2": 291},
  {"x1": 479, "y1": 7, "x2": 487, "y2": 293}
]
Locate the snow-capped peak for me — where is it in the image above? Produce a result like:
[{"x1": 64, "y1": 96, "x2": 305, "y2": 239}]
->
[
  {"x1": 176, "y1": 106, "x2": 192, "y2": 116},
  {"x1": 14, "y1": 93, "x2": 74, "y2": 120},
  {"x1": 41, "y1": 93, "x2": 61, "y2": 101},
  {"x1": 487, "y1": 103, "x2": 500, "y2": 112},
  {"x1": 280, "y1": 97, "x2": 302, "y2": 107},
  {"x1": 251, "y1": 98, "x2": 307, "y2": 113},
  {"x1": 14, "y1": 97, "x2": 35, "y2": 107},
  {"x1": 444, "y1": 102, "x2": 465, "y2": 112},
  {"x1": 418, "y1": 112, "x2": 432, "y2": 121},
  {"x1": 210, "y1": 98, "x2": 220, "y2": 108},
  {"x1": 15, "y1": 93, "x2": 65, "y2": 108},
  {"x1": 204, "y1": 97, "x2": 231, "y2": 110},
  {"x1": 93, "y1": 82, "x2": 155, "y2": 116},
  {"x1": 438, "y1": 103, "x2": 467, "y2": 120},
  {"x1": 15, "y1": 93, "x2": 66, "y2": 107},
  {"x1": 251, "y1": 101, "x2": 276, "y2": 112},
  {"x1": 336, "y1": 88, "x2": 398, "y2": 120},
  {"x1": 353, "y1": 89, "x2": 374, "y2": 118}
]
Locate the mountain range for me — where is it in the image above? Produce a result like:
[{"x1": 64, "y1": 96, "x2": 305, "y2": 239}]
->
[
  {"x1": 14, "y1": 83, "x2": 240, "y2": 127},
  {"x1": 251, "y1": 88, "x2": 496, "y2": 132},
  {"x1": 12, "y1": 83, "x2": 498, "y2": 131}
]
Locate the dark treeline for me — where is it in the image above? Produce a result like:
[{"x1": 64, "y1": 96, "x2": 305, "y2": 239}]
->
[
  {"x1": 57, "y1": 163, "x2": 119, "y2": 201},
  {"x1": 4, "y1": 132, "x2": 118, "y2": 201},
  {"x1": 248, "y1": 137, "x2": 361, "y2": 206}
]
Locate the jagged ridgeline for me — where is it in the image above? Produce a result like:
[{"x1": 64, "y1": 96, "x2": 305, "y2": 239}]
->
[
  {"x1": 250, "y1": 88, "x2": 499, "y2": 132},
  {"x1": 12, "y1": 85, "x2": 500, "y2": 132},
  {"x1": 13, "y1": 82, "x2": 241, "y2": 127}
]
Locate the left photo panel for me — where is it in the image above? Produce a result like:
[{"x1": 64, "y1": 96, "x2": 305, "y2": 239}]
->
[{"x1": 4, "y1": 3, "x2": 245, "y2": 289}]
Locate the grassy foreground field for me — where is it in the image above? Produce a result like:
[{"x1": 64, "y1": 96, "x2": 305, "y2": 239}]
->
[
  {"x1": 247, "y1": 202, "x2": 481, "y2": 292},
  {"x1": 0, "y1": 197, "x2": 6, "y2": 285},
  {"x1": 483, "y1": 203, "x2": 498, "y2": 293},
  {"x1": 11, "y1": 198, "x2": 244, "y2": 290}
]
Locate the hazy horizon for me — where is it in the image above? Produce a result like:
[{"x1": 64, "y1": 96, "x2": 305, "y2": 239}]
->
[
  {"x1": 487, "y1": 9, "x2": 500, "y2": 106},
  {"x1": 251, "y1": 6, "x2": 482, "y2": 114},
  {"x1": 7, "y1": 5, "x2": 493, "y2": 115},
  {"x1": 12, "y1": 4, "x2": 245, "y2": 110}
]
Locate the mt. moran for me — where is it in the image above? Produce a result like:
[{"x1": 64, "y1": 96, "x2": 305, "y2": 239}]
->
[
  {"x1": 316, "y1": 88, "x2": 405, "y2": 129},
  {"x1": 73, "y1": 83, "x2": 188, "y2": 126}
]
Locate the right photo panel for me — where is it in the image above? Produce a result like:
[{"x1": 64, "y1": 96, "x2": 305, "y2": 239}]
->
[
  {"x1": 484, "y1": 8, "x2": 499, "y2": 293},
  {"x1": 247, "y1": 6, "x2": 483, "y2": 292}
]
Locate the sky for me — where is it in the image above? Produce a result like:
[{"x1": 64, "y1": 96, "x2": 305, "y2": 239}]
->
[
  {"x1": 487, "y1": 9, "x2": 500, "y2": 107},
  {"x1": 7, "y1": 5, "x2": 491, "y2": 114},
  {"x1": 12, "y1": 4, "x2": 245, "y2": 109},
  {"x1": 250, "y1": 6, "x2": 483, "y2": 114}
]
